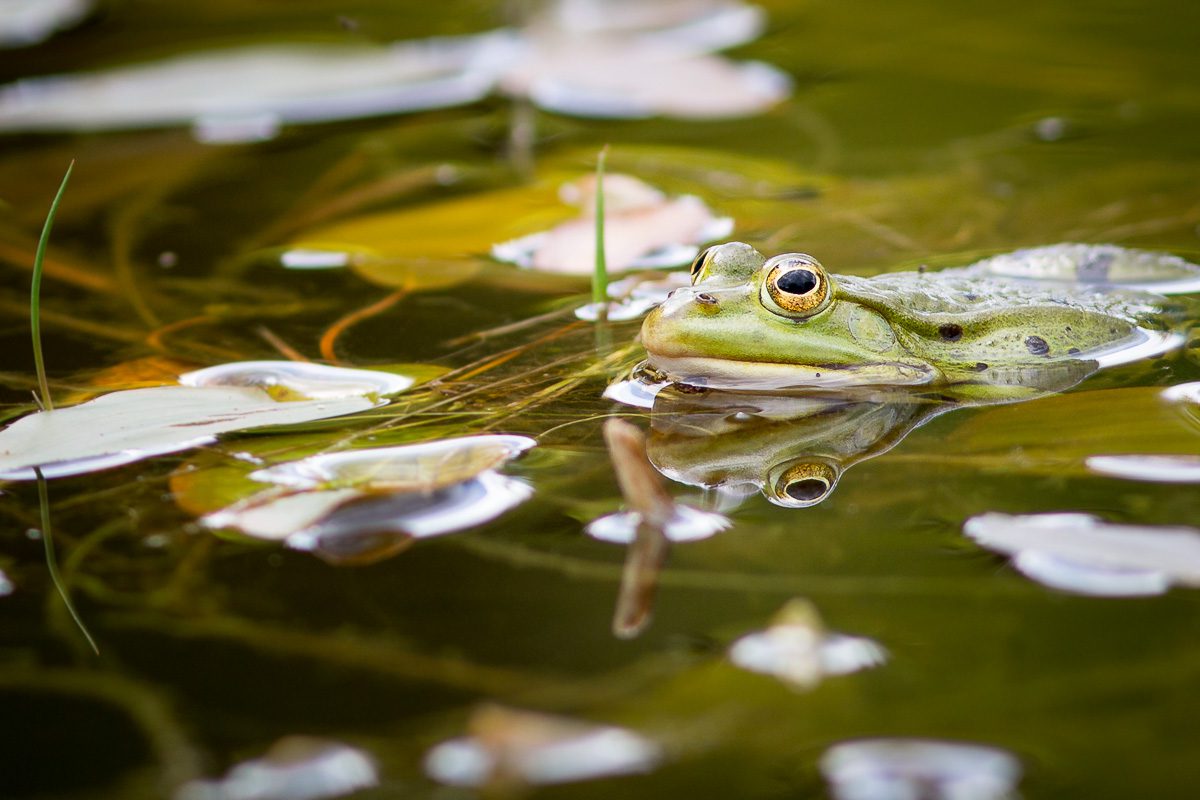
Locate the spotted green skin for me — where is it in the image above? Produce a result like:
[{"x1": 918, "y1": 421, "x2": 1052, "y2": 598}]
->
[{"x1": 641, "y1": 242, "x2": 1179, "y2": 390}]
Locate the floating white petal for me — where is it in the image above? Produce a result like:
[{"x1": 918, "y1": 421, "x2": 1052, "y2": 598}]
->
[
  {"x1": 492, "y1": 174, "x2": 733, "y2": 275},
  {"x1": 202, "y1": 437, "x2": 536, "y2": 562},
  {"x1": 1086, "y1": 454, "x2": 1200, "y2": 484},
  {"x1": 728, "y1": 600, "x2": 886, "y2": 689},
  {"x1": 1162, "y1": 381, "x2": 1200, "y2": 404},
  {"x1": 964, "y1": 512, "x2": 1200, "y2": 596},
  {"x1": 820, "y1": 739, "x2": 1022, "y2": 800},
  {"x1": 0, "y1": 0, "x2": 89, "y2": 48},
  {"x1": 424, "y1": 706, "x2": 661, "y2": 788},
  {"x1": 175, "y1": 737, "x2": 377, "y2": 800},
  {"x1": 180, "y1": 360, "x2": 414, "y2": 401},
  {"x1": 586, "y1": 505, "x2": 730, "y2": 543},
  {"x1": 1012, "y1": 550, "x2": 1170, "y2": 597},
  {"x1": 248, "y1": 435, "x2": 535, "y2": 491},
  {"x1": 0, "y1": 32, "x2": 518, "y2": 137}
]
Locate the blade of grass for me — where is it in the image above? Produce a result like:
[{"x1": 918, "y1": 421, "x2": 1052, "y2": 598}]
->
[
  {"x1": 31, "y1": 160, "x2": 75, "y2": 411},
  {"x1": 34, "y1": 466, "x2": 99, "y2": 655},
  {"x1": 591, "y1": 146, "x2": 609, "y2": 319}
]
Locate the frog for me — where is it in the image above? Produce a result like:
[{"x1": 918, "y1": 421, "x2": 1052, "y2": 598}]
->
[{"x1": 639, "y1": 242, "x2": 1197, "y2": 393}]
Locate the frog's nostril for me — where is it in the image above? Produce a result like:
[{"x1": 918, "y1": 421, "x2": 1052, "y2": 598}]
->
[{"x1": 695, "y1": 292, "x2": 718, "y2": 305}]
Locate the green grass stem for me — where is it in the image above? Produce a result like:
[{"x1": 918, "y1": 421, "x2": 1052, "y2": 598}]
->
[
  {"x1": 591, "y1": 146, "x2": 609, "y2": 319},
  {"x1": 35, "y1": 466, "x2": 99, "y2": 655},
  {"x1": 31, "y1": 160, "x2": 74, "y2": 411}
]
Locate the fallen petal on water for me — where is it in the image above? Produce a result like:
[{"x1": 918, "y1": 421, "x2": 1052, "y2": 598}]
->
[
  {"x1": 492, "y1": 174, "x2": 731, "y2": 275},
  {"x1": 248, "y1": 435, "x2": 536, "y2": 492},
  {"x1": 586, "y1": 505, "x2": 730, "y2": 544},
  {"x1": 0, "y1": 32, "x2": 517, "y2": 135},
  {"x1": 424, "y1": 705, "x2": 662, "y2": 788},
  {"x1": 1012, "y1": 549, "x2": 1170, "y2": 597},
  {"x1": 0, "y1": 0, "x2": 90, "y2": 48},
  {"x1": 574, "y1": 297, "x2": 661, "y2": 322},
  {"x1": 1162, "y1": 381, "x2": 1200, "y2": 404},
  {"x1": 545, "y1": 0, "x2": 765, "y2": 53},
  {"x1": 287, "y1": 473, "x2": 534, "y2": 563},
  {"x1": 1086, "y1": 454, "x2": 1200, "y2": 483},
  {"x1": 510, "y1": 43, "x2": 790, "y2": 120},
  {"x1": 202, "y1": 438, "x2": 536, "y2": 563},
  {"x1": 964, "y1": 512, "x2": 1200, "y2": 595},
  {"x1": 728, "y1": 599, "x2": 886, "y2": 689},
  {"x1": 175, "y1": 736, "x2": 378, "y2": 800},
  {"x1": 820, "y1": 739, "x2": 1022, "y2": 800},
  {"x1": 278, "y1": 249, "x2": 353, "y2": 270},
  {"x1": 180, "y1": 360, "x2": 416, "y2": 402}
]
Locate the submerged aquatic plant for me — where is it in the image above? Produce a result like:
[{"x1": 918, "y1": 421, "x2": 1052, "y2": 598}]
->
[{"x1": 34, "y1": 466, "x2": 99, "y2": 655}]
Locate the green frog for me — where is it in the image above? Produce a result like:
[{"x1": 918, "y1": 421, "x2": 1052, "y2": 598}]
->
[{"x1": 640, "y1": 243, "x2": 1197, "y2": 392}]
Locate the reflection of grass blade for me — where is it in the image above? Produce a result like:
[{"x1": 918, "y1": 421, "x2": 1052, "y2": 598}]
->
[
  {"x1": 34, "y1": 466, "x2": 99, "y2": 655},
  {"x1": 31, "y1": 161, "x2": 74, "y2": 412},
  {"x1": 591, "y1": 146, "x2": 609, "y2": 315}
]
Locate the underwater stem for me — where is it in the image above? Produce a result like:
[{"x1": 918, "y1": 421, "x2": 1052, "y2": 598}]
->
[{"x1": 35, "y1": 466, "x2": 99, "y2": 655}]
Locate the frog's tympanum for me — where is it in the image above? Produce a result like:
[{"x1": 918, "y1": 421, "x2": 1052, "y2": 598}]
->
[{"x1": 641, "y1": 242, "x2": 1197, "y2": 392}]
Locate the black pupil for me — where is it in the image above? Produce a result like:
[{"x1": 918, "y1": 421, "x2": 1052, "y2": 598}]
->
[
  {"x1": 777, "y1": 268, "x2": 818, "y2": 295},
  {"x1": 690, "y1": 248, "x2": 711, "y2": 276},
  {"x1": 785, "y1": 478, "x2": 828, "y2": 502}
]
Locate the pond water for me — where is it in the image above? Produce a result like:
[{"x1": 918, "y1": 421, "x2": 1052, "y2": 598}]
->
[{"x1": 2, "y1": 1, "x2": 1199, "y2": 798}]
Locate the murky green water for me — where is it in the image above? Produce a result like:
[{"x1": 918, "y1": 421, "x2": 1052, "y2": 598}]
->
[{"x1": 2, "y1": 1, "x2": 1199, "y2": 797}]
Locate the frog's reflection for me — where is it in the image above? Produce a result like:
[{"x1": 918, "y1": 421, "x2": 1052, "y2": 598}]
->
[{"x1": 643, "y1": 357, "x2": 1097, "y2": 507}]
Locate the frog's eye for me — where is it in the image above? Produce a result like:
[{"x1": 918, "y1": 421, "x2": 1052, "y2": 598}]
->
[
  {"x1": 771, "y1": 461, "x2": 839, "y2": 508},
  {"x1": 760, "y1": 254, "x2": 830, "y2": 318},
  {"x1": 689, "y1": 246, "x2": 715, "y2": 283}
]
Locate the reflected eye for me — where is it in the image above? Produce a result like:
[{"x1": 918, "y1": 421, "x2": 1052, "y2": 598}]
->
[
  {"x1": 772, "y1": 462, "x2": 838, "y2": 508},
  {"x1": 761, "y1": 254, "x2": 830, "y2": 318},
  {"x1": 689, "y1": 247, "x2": 714, "y2": 283}
]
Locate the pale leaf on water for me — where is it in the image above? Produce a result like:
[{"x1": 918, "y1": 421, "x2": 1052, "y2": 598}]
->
[{"x1": 0, "y1": 387, "x2": 376, "y2": 480}]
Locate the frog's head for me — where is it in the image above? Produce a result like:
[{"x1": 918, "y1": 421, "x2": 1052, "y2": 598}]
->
[{"x1": 640, "y1": 242, "x2": 934, "y2": 389}]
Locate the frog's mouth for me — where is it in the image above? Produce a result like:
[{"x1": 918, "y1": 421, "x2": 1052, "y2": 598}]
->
[{"x1": 643, "y1": 353, "x2": 937, "y2": 391}]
